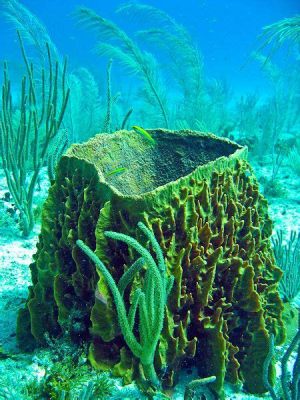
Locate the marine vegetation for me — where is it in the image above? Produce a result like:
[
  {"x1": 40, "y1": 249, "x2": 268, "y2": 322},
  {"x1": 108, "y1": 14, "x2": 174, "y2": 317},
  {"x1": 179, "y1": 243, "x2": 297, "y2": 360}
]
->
[
  {"x1": 77, "y1": 221, "x2": 175, "y2": 386},
  {"x1": 17, "y1": 129, "x2": 285, "y2": 399},
  {"x1": 75, "y1": 6, "x2": 170, "y2": 128},
  {"x1": 0, "y1": 0, "x2": 60, "y2": 63},
  {"x1": 263, "y1": 311, "x2": 300, "y2": 400},
  {"x1": 288, "y1": 146, "x2": 300, "y2": 177},
  {"x1": 272, "y1": 230, "x2": 300, "y2": 303},
  {"x1": 0, "y1": 32, "x2": 70, "y2": 236},
  {"x1": 258, "y1": 14, "x2": 300, "y2": 59},
  {"x1": 236, "y1": 14, "x2": 300, "y2": 192},
  {"x1": 0, "y1": 0, "x2": 103, "y2": 143},
  {"x1": 1, "y1": 1, "x2": 300, "y2": 400},
  {"x1": 115, "y1": 2, "x2": 205, "y2": 129},
  {"x1": 74, "y1": 3, "x2": 232, "y2": 133}
]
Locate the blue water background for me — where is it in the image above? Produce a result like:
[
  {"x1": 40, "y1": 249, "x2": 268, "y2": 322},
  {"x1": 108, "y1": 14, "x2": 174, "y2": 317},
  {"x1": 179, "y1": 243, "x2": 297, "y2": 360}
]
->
[{"x1": 1, "y1": 0, "x2": 299, "y2": 100}]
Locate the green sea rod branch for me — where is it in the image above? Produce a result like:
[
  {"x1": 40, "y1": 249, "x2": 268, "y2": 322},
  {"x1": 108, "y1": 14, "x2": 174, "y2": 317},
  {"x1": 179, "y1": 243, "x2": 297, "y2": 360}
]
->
[
  {"x1": 104, "y1": 224, "x2": 168, "y2": 336},
  {"x1": 76, "y1": 239, "x2": 143, "y2": 358},
  {"x1": 76, "y1": 222, "x2": 173, "y2": 386},
  {"x1": 137, "y1": 221, "x2": 165, "y2": 273},
  {"x1": 117, "y1": 257, "x2": 145, "y2": 296},
  {"x1": 121, "y1": 108, "x2": 133, "y2": 129},
  {"x1": 128, "y1": 288, "x2": 142, "y2": 330},
  {"x1": 103, "y1": 58, "x2": 112, "y2": 133},
  {"x1": 104, "y1": 222, "x2": 172, "y2": 372}
]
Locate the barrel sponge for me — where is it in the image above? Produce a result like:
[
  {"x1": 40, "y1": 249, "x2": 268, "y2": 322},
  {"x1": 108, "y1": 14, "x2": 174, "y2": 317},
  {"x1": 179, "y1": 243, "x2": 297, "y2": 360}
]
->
[{"x1": 17, "y1": 130, "x2": 285, "y2": 398}]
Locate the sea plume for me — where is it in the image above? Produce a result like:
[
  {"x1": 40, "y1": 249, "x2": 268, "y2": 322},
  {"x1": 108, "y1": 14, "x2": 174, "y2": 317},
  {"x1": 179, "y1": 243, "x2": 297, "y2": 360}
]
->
[
  {"x1": 0, "y1": 0, "x2": 60, "y2": 63},
  {"x1": 74, "y1": 6, "x2": 169, "y2": 127}
]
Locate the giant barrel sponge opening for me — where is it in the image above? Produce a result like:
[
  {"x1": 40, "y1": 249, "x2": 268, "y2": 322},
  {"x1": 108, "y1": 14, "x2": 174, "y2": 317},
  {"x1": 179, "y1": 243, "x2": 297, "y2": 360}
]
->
[{"x1": 17, "y1": 129, "x2": 285, "y2": 399}]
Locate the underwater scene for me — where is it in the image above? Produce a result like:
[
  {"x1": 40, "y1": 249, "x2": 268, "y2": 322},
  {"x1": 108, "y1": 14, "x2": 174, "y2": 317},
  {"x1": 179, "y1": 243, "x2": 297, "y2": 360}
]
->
[{"x1": 0, "y1": 0, "x2": 300, "y2": 399}]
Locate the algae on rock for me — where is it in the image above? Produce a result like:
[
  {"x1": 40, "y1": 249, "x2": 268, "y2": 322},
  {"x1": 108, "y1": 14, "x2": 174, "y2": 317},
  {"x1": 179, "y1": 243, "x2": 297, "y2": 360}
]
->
[{"x1": 17, "y1": 129, "x2": 285, "y2": 398}]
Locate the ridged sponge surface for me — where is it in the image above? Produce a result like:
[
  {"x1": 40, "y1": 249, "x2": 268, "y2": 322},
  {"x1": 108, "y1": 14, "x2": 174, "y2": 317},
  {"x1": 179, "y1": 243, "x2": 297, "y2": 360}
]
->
[{"x1": 17, "y1": 130, "x2": 285, "y2": 398}]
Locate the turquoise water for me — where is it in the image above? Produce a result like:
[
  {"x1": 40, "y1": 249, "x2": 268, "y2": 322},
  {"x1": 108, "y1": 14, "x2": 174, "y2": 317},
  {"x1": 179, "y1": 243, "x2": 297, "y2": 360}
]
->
[
  {"x1": 1, "y1": 0, "x2": 299, "y2": 94},
  {"x1": 0, "y1": 1, "x2": 299, "y2": 399}
]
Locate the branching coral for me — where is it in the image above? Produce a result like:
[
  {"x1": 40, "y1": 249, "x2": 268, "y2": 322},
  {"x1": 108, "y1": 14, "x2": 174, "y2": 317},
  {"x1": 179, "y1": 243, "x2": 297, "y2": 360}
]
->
[
  {"x1": 272, "y1": 230, "x2": 300, "y2": 302},
  {"x1": 74, "y1": 6, "x2": 169, "y2": 128},
  {"x1": 0, "y1": 0, "x2": 60, "y2": 63},
  {"x1": 77, "y1": 222, "x2": 174, "y2": 386},
  {"x1": 66, "y1": 68, "x2": 102, "y2": 142},
  {"x1": 0, "y1": 33, "x2": 70, "y2": 236},
  {"x1": 1, "y1": 0, "x2": 104, "y2": 143},
  {"x1": 258, "y1": 15, "x2": 300, "y2": 59},
  {"x1": 116, "y1": 2, "x2": 205, "y2": 128}
]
